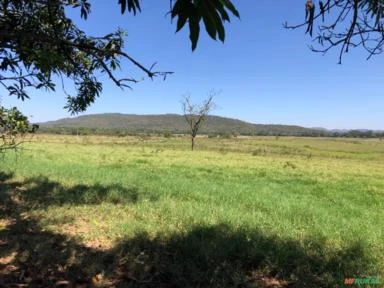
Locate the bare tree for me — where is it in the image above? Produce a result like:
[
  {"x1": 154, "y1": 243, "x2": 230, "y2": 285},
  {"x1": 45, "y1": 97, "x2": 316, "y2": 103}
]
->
[{"x1": 181, "y1": 93, "x2": 216, "y2": 151}]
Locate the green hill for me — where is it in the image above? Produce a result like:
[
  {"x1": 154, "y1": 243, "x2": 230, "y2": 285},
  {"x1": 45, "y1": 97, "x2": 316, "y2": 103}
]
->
[{"x1": 39, "y1": 113, "x2": 327, "y2": 136}]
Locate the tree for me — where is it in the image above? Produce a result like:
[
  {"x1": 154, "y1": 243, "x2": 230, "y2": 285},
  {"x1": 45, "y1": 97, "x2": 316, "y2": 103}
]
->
[
  {"x1": 181, "y1": 92, "x2": 215, "y2": 151},
  {"x1": 1, "y1": 0, "x2": 383, "y2": 117},
  {"x1": 285, "y1": 0, "x2": 384, "y2": 63},
  {"x1": 0, "y1": 106, "x2": 37, "y2": 153},
  {"x1": 0, "y1": 0, "x2": 239, "y2": 114}
]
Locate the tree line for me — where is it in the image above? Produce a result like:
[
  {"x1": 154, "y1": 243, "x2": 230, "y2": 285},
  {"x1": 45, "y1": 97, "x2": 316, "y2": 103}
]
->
[{"x1": 37, "y1": 126, "x2": 384, "y2": 139}]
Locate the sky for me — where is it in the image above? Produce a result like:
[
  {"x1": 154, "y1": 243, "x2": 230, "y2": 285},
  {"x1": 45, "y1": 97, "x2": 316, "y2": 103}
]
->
[{"x1": 1, "y1": 1, "x2": 383, "y2": 130}]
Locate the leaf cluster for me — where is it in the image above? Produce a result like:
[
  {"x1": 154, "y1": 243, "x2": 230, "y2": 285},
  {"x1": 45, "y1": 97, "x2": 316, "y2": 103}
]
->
[
  {"x1": 0, "y1": 0, "x2": 172, "y2": 114},
  {"x1": 1, "y1": 0, "x2": 239, "y2": 114},
  {"x1": 169, "y1": 0, "x2": 239, "y2": 50},
  {"x1": 118, "y1": 0, "x2": 240, "y2": 50},
  {"x1": 0, "y1": 106, "x2": 37, "y2": 152}
]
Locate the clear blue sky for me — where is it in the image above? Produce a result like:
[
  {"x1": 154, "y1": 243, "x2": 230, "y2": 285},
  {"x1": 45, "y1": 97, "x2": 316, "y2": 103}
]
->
[{"x1": 1, "y1": 1, "x2": 383, "y2": 130}]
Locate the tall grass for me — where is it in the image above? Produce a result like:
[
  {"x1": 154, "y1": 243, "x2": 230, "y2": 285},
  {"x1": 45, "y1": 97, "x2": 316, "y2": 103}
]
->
[{"x1": 1, "y1": 135, "x2": 383, "y2": 287}]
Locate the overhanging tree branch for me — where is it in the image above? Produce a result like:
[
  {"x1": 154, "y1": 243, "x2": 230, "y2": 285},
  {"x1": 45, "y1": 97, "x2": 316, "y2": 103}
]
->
[
  {"x1": 0, "y1": 1, "x2": 174, "y2": 113},
  {"x1": 284, "y1": 0, "x2": 384, "y2": 63},
  {"x1": 0, "y1": 0, "x2": 239, "y2": 114}
]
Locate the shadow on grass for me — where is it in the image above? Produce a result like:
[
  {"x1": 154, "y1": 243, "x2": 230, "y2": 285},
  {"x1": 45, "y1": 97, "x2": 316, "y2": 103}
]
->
[
  {"x1": 0, "y1": 172, "x2": 379, "y2": 287},
  {"x1": 0, "y1": 172, "x2": 14, "y2": 182},
  {"x1": 13, "y1": 175, "x2": 159, "y2": 206}
]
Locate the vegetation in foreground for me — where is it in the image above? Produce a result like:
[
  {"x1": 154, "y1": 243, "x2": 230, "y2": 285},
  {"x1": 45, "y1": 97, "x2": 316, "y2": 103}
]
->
[{"x1": 0, "y1": 135, "x2": 383, "y2": 287}]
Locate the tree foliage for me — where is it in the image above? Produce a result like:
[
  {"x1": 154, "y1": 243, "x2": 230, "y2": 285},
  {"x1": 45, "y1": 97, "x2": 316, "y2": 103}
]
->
[
  {"x1": 286, "y1": 0, "x2": 384, "y2": 63},
  {"x1": 0, "y1": 106, "x2": 37, "y2": 152},
  {"x1": 1, "y1": 0, "x2": 383, "y2": 123},
  {"x1": 0, "y1": 0, "x2": 239, "y2": 114},
  {"x1": 119, "y1": 0, "x2": 240, "y2": 50}
]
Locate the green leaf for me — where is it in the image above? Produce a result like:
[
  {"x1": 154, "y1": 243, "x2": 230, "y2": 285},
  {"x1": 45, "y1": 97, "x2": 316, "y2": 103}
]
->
[
  {"x1": 133, "y1": 0, "x2": 141, "y2": 12},
  {"x1": 200, "y1": 1, "x2": 219, "y2": 40},
  {"x1": 211, "y1": 2, "x2": 226, "y2": 41},
  {"x1": 189, "y1": 13, "x2": 200, "y2": 51},
  {"x1": 176, "y1": 13, "x2": 189, "y2": 32},
  {"x1": 118, "y1": 0, "x2": 126, "y2": 14},
  {"x1": 119, "y1": 0, "x2": 141, "y2": 15},
  {"x1": 219, "y1": 0, "x2": 240, "y2": 18},
  {"x1": 215, "y1": 2, "x2": 230, "y2": 22},
  {"x1": 127, "y1": 0, "x2": 141, "y2": 15},
  {"x1": 81, "y1": 7, "x2": 87, "y2": 19}
]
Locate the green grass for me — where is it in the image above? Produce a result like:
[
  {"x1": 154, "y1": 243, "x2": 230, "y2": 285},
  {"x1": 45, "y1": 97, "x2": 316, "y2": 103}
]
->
[{"x1": 1, "y1": 135, "x2": 383, "y2": 287}]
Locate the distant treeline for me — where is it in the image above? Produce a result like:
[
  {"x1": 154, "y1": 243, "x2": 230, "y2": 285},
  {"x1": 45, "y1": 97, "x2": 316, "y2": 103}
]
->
[{"x1": 37, "y1": 126, "x2": 384, "y2": 138}]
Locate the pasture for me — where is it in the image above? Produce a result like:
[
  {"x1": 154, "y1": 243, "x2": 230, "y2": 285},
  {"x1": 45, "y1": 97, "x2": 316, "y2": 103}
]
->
[{"x1": 1, "y1": 135, "x2": 383, "y2": 287}]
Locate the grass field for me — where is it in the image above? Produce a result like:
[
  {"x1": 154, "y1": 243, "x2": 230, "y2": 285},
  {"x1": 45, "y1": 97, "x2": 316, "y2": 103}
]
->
[{"x1": 1, "y1": 134, "x2": 383, "y2": 287}]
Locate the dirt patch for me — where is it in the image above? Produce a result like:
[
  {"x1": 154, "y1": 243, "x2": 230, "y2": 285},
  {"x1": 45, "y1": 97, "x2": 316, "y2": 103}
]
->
[{"x1": 56, "y1": 219, "x2": 114, "y2": 250}]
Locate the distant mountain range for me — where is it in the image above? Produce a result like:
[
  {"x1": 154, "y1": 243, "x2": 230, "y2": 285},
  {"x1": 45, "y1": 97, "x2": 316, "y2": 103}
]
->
[
  {"x1": 39, "y1": 113, "x2": 383, "y2": 137},
  {"x1": 39, "y1": 113, "x2": 328, "y2": 136}
]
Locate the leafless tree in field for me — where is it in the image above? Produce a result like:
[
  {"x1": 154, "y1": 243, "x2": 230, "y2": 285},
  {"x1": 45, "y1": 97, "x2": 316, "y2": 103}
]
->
[{"x1": 181, "y1": 92, "x2": 216, "y2": 151}]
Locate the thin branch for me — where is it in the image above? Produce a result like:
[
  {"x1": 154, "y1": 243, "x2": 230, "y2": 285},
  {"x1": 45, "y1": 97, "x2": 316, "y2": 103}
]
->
[
  {"x1": 284, "y1": 0, "x2": 384, "y2": 62},
  {"x1": 0, "y1": 73, "x2": 36, "y2": 81},
  {"x1": 0, "y1": 29, "x2": 174, "y2": 83},
  {"x1": 283, "y1": 0, "x2": 339, "y2": 30}
]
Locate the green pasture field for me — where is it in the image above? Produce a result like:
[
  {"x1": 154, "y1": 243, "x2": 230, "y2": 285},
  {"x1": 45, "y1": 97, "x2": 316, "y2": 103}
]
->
[{"x1": 1, "y1": 134, "x2": 383, "y2": 287}]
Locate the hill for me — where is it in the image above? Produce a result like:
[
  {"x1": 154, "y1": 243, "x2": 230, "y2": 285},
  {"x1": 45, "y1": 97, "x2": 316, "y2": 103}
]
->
[{"x1": 39, "y1": 113, "x2": 327, "y2": 136}]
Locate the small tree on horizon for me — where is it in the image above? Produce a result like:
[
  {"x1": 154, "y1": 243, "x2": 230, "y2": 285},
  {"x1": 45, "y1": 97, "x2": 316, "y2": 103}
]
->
[{"x1": 181, "y1": 92, "x2": 216, "y2": 151}]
